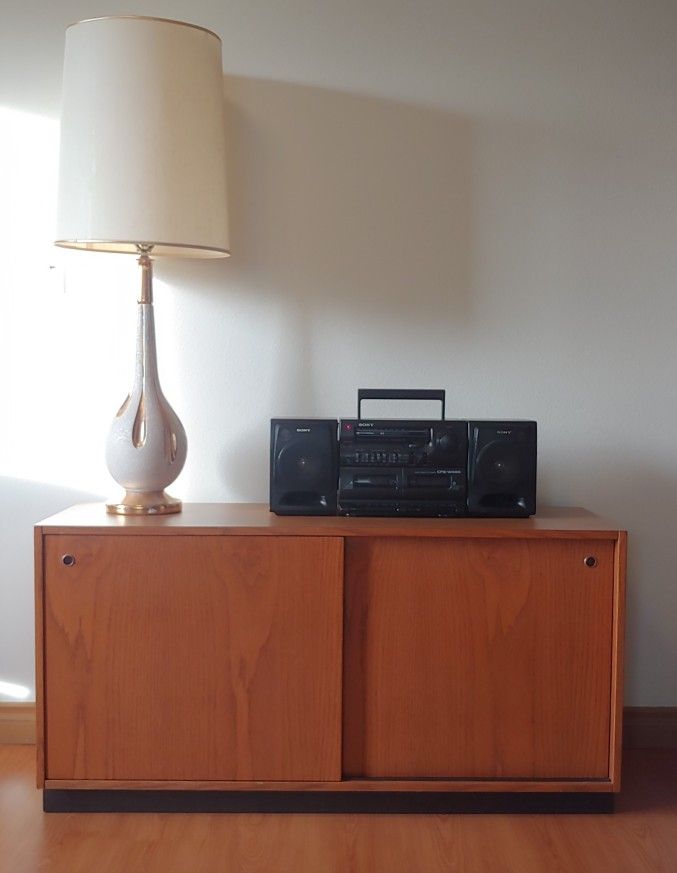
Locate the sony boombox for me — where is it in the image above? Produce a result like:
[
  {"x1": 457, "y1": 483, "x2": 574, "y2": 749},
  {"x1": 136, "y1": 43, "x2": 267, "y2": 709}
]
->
[{"x1": 270, "y1": 389, "x2": 537, "y2": 518}]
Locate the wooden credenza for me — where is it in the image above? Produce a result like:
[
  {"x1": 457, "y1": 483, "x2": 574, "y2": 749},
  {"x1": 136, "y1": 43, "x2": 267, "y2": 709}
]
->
[{"x1": 35, "y1": 504, "x2": 626, "y2": 812}]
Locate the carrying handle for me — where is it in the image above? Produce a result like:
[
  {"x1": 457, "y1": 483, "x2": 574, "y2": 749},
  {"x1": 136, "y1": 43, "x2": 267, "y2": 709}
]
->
[{"x1": 357, "y1": 389, "x2": 446, "y2": 420}]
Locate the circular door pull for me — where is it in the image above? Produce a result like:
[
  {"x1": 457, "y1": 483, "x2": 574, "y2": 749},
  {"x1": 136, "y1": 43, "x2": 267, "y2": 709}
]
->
[
  {"x1": 584, "y1": 555, "x2": 598, "y2": 568},
  {"x1": 61, "y1": 554, "x2": 76, "y2": 567}
]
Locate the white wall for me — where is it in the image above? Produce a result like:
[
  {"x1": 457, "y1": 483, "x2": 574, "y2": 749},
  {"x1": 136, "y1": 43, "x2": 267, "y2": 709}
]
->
[{"x1": 1, "y1": 0, "x2": 677, "y2": 704}]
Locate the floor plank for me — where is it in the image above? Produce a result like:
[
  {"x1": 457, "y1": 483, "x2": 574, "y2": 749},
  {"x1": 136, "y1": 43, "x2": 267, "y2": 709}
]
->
[{"x1": 1, "y1": 747, "x2": 676, "y2": 873}]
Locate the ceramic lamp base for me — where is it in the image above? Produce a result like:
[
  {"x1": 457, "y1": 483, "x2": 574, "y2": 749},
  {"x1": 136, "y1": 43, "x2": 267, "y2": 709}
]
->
[
  {"x1": 105, "y1": 253, "x2": 187, "y2": 518},
  {"x1": 106, "y1": 491, "x2": 182, "y2": 515}
]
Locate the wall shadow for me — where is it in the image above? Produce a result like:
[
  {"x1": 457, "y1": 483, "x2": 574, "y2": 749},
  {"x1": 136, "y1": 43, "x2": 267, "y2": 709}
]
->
[
  {"x1": 162, "y1": 75, "x2": 476, "y2": 497},
  {"x1": 172, "y1": 75, "x2": 475, "y2": 316}
]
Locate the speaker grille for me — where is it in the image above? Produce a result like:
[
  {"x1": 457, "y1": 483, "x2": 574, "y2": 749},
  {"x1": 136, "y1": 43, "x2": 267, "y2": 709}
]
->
[
  {"x1": 467, "y1": 421, "x2": 536, "y2": 517},
  {"x1": 270, "y1": 419, "x2": 338, "y2": 515}
]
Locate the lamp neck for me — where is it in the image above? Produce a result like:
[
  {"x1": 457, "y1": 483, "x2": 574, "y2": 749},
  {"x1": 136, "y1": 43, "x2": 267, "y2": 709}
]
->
[{"x1": 137, "y1": 251, "x2": 153, "y2": 304}]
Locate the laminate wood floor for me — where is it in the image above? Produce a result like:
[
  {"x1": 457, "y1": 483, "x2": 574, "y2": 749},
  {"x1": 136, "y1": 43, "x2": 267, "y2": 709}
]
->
[{"x1": 1, "y1": 746, "x2": 676, "y2": 873}]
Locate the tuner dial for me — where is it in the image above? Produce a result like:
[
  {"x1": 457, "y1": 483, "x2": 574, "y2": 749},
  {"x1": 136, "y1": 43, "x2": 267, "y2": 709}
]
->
[{"x1": 435, "y1": 431, "x2": 457, "y2": 452}]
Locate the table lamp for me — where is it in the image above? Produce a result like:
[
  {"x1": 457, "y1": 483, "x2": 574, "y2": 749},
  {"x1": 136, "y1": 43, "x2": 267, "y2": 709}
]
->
[{"x1": 55, "y1": 16, "x2": 229, "y2": 515}]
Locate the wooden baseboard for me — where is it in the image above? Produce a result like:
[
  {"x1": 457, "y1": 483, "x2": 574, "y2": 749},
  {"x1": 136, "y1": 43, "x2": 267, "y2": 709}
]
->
[
  {"x1": 1, "y1": 704, "x2": 675, "y2": 749},
  {"x1": 623, "y1": 707, "x2": 677, "y2": 749},
  {"x1": 0, "y1": 702, "x2": 36, "y2": 744}
]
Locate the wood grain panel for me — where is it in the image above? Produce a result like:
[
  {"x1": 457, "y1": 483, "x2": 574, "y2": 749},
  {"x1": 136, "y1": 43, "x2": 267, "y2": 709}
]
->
[
  {"x1": 33, "y1": 527, "x2": 45, "y2": 786},
  {"x1": 609, "y1": 531, "x2": 627, "y2": 788},
  {"x1": 43, "y1": 777, "x2": 614, "y2": 792},
  {"x1": 344, "y1": 537, "x2": 614, "y2": 780},
  {"x1": 37, "y1": 502, "x2": 624, "y2": 539},
  {"x1": 44, "y1": 535, "x2": 343, "y2": 782}
]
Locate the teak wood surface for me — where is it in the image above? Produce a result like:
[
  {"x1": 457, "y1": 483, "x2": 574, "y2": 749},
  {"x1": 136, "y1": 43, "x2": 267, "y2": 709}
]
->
[
  {"x1": 343, "y1": 537, "x2": 614, "y2": 780},
  {"x1": 43, "y1": 535, "x2": 343, "y2": 783},
  {"x1": 36, "y1": 502, "x2": 623, "y2": 538},
  {"x1": 35, "y1": 504, "x2": 626, "y2": 794}
]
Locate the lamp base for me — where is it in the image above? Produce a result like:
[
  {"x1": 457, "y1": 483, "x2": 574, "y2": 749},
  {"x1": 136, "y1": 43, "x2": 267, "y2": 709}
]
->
[{"x1": 106, "y1": 491, "x2": 182, "y2": 516}]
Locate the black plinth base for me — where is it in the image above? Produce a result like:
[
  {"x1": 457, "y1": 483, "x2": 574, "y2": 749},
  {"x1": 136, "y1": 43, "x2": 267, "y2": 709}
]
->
[{"x1": 43, "y1": 789, "x2": 615, "y2": 814}]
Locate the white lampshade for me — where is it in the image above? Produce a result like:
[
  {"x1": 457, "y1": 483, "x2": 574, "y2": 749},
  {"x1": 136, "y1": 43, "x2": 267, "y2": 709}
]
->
[{"x1": 56, "y1": 16, "x2": 229, "y2": 258}]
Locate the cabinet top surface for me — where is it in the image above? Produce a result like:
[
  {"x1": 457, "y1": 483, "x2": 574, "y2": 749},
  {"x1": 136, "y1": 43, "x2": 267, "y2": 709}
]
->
[{"x1": 36, "y1": 503, "x2": 625, "y2": 538}]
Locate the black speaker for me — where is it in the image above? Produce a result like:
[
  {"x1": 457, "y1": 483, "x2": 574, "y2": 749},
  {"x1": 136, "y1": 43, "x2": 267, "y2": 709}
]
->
[
  {"x1": 467, "y1": 421, "x2": 537, "y2": 517},
  {"x1": 270, "y1": 419, "x2": 338, "y2": 515}
]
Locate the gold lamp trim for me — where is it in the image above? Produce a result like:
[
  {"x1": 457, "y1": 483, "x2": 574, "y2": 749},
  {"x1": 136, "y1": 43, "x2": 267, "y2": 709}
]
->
[
  {"x1": 106, "y1": 491, "x2": 183, "y2": 515},
  {"x1": 55, "y1": 239, "x2": 231, "y2": 258},
  {"x1": 66, "y1": 16, "x2": 222, "y2": 43}
]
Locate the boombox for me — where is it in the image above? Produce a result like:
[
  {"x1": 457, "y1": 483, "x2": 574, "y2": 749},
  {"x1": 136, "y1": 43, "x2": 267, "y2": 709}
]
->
[{"x1": 270, "y1": 389, "x2": 537, "y2": 518}]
